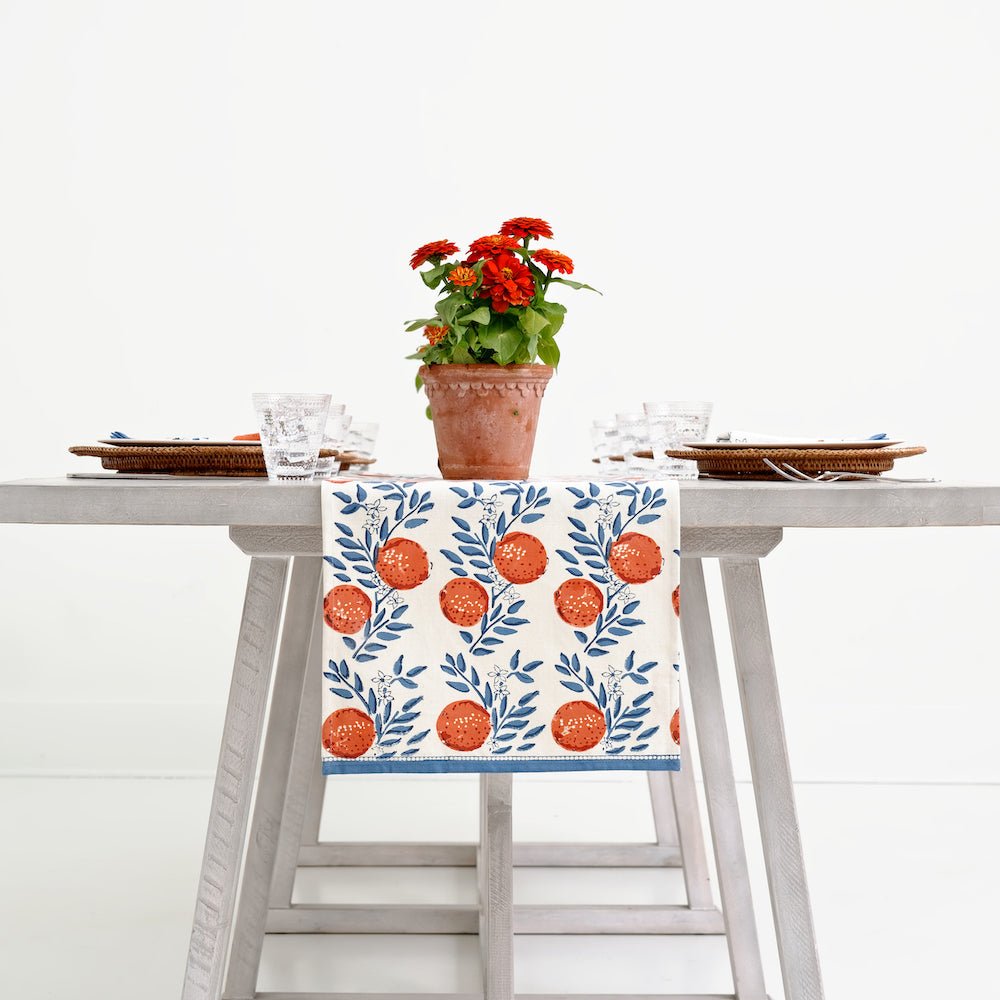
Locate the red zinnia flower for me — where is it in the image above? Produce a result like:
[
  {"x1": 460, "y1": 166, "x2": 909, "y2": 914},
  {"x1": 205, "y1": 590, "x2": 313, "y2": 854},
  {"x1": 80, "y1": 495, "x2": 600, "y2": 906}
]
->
[
  {"x1": 500, "y1": 217, "x2": 554, "y2": 240},
  {"x1": 467, "y1": 234, "x2": 521, "y2": 262},
  {"x1": 478, "y1": 253, "x2": 535, "y2": 313},
  {"x1": 423, "y1": 325, "x2": 449, "y2": 346},
  {"x1": 410, "y1": 240, "x2": 459, "y2": 269},
  {"x1": 447, "y1": 266, "x2": 478, "y2": 287},
  {"x1": 531, "y1": 249, "x2": 574, "y2": 274}
]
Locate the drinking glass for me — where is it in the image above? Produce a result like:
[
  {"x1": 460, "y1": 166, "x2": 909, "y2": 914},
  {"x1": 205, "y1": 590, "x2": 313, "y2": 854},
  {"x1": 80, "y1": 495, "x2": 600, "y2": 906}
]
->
[
  {"x1": 313, "y1": 406, "x2": 351, "y2": 479},
  {"x1": 252, "y1": 393, "x2": 331, "y2": 482},
  {"x1": 591, "y1": 419, "x2": 619, "y2": 473},
  {"x1": 644, "y1": 401, "x2": 714, "y2": 479},
  {"x1": 345, "y1": 420, "x2": 379, "y2": 471},
  {"x1": 346, "y1": 421, "x2": 379, "y2": 456},
  {"x1": 615, "y1": 412, "x2": 655, "y2": 476}
]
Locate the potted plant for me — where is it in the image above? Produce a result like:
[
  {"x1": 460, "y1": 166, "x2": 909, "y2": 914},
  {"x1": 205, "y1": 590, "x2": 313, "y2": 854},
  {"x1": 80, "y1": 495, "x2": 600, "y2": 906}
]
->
[{"x1": 406, "y1": 217, "x2": 598, "y2": 480}]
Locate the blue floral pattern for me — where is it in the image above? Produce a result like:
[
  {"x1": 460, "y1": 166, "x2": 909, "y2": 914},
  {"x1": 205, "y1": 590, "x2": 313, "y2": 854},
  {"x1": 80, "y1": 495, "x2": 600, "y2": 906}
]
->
[
  {"x1": 440, "y1": 482, "x2": 550, "y2": 654},
  {"x1": 320, "y1": 478, "x2": 681, "y2": 774}
]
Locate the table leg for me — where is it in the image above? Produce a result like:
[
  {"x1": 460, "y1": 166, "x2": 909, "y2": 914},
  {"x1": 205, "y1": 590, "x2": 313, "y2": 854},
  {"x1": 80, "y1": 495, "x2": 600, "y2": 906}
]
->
[
  {"x1": 181, "y1": 556, "x2": 289, "y2": 1000},
  {"x1": 225, "y1": 556, "x2": 324, "y2": 999},
  {"x1": 270, "y1": 574, "x2": 325, "y2": 910},
  {"x1": 720, "y1": 557, "x2": 824, "y2": 1000},
  {"x1": 681, "y1": 558, "x2": 768, "y2": 1000},
  {"x1": 666, "y1": 704, "x2": 715, "y2": 912},
  {"x1": 479, "y1": 773, "x2": 514, "y2": 1000},
  {"x1": 646, "y1": 771, "x2": 680, "y2": 848},
  {"x1": 299, "y1": 725, "x2": 327, "y2": 849}
]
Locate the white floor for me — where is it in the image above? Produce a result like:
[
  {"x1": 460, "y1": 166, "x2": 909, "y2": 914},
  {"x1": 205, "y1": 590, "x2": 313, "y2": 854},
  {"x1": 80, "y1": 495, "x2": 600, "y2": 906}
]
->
[{"x1": 0, "y1": 773, "x2": 997, "y2": 999}]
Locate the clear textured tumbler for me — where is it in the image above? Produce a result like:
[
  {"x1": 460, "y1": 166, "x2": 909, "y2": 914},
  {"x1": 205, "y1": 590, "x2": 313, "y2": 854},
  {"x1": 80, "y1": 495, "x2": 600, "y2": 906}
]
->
[
  {"x1": 615, "y1": 411, "x2": 655, "y2": 475},
  {"x1": 313, "y1": 405, "x2": 350, "y2": 479},
  {"x1": 644, "y1": 401, "x2": 713, "y2": 479},
  {"x1": 252, "y1": 393, "x2": 331, "y2": 482}
]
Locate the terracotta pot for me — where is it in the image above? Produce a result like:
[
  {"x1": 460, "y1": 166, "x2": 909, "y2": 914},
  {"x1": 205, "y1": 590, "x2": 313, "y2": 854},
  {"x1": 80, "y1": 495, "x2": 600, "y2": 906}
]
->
[{"x1": 419, "y1": 364, "x2": 554, "y2": 480}]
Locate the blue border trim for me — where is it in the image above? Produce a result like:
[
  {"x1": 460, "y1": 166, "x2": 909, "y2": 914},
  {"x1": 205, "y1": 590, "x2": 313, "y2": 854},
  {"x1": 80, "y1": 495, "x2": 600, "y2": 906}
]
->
[{"x1": 323, "y1": 757, "x2": 681, "y2": 775}]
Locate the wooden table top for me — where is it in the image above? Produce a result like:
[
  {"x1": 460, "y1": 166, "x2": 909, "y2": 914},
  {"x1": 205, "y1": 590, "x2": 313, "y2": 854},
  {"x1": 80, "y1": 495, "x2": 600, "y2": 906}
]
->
[{"x1": 1, "y1": 476, "x2": 999, "y2": 529}]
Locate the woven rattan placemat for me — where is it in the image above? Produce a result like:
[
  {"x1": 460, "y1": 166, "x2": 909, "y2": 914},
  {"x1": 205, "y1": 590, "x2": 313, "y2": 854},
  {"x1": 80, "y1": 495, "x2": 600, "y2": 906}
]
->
[
  {"x1": 70, "y1": 444, "x2": 374, "y2": 477},
  {"x1": 664, "y1": 445, "x2": 926, "y2": 480}
]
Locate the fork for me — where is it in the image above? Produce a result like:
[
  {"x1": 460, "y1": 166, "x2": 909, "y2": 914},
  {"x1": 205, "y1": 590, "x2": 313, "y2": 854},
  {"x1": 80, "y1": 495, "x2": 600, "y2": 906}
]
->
[{"x1": 762, "y1": 458, "x2": 937, "y2": 484}]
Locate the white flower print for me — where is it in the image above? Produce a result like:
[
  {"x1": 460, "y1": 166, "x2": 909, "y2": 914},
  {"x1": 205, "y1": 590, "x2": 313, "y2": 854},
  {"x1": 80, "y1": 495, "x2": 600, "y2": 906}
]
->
[
  {"x1": 478, "y1": 494, "x2": 500, "y2": 525},
  {"x1": 602, "y1": 666, "x2": 624, "y2": 698},
  {"x1": 595, "y1": 496, "x2": 620, "y2": 527},
  {"x1": 364, "y1": 500, "x2": 386, "y2": 531},
  {"x1": 374, "y1": 670, "x2": 394, "y2": 701},
  {"x1": 488, "y1": 664, "x2": 510, "y2": 699}
]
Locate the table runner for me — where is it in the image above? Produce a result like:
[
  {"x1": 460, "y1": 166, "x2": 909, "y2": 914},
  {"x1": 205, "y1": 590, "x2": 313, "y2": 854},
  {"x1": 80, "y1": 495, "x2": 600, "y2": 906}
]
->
[{"x1": 320, "y1": 479, "x2": 681, "y2": 773}]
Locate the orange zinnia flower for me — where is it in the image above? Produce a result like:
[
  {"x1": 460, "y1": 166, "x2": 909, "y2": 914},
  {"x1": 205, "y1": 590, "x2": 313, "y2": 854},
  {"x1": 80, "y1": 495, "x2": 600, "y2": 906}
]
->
[
  {"x1": 531, "y1": 249, "x2": 574, "y2": 274},
  {"x1": 447, "y1": 265, "x2": 478, "y2": 287},
  {"x1": 467, "y1": 234, "x2": 521, "y2": 262},
  {"x1": 410, "y1": 240, "x2": 459, "y2": 269},
  {"x1": 423, "y1": 325, "x2": 449, "y2": 346},
  {"x1": 478, "y1": 253, "x2": 535, "y2": 313},
  {"x1": 500, "y1": 217, "x2": 554, "y2": 240}
]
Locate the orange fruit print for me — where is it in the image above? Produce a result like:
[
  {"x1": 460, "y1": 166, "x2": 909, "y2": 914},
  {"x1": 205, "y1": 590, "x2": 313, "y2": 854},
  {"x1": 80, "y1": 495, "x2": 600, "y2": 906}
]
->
[
  {"x1": 437, "y1": 699, "x2": 492, "y2": 751},
  {"x1": 440, "y1": 578, "x2": 489, "y2": 626},
  {"x1": 375, "y1": 537, "x2": 429, "y2": 590},
  {"x1": 323, "y1": 707, "x2": 376, "y2": 758},
  {"x1": 493, "y1": 531, "x2": 548, "y2": 584},
  {"x1": 672, "y1": 585, "x2": 680, "y2": 617},
  {"x1": 554, "y1": 578, "x2": 604, "y2": 627},
  {"x1": 551, "y1": 700, "x2": 606, "y2": 751},
  {"x1": 670, "y1": 707, "x2": 681, "y2": 745},
  {"x1": 609, "y1": 532, "x2": 663, "y2": 584},
  {"x1": 323, "y1": 585, "x2": 372, "y2": 634}
]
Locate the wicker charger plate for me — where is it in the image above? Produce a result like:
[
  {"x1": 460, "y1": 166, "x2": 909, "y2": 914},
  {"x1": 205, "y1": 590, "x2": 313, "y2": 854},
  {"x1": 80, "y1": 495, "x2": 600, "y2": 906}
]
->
[
  {"x1": 70, "y1": 444, "x2": 375, "y2": 477},
  {"x1": 664, "y1": 445, "x2": 926, "y2": 481}
]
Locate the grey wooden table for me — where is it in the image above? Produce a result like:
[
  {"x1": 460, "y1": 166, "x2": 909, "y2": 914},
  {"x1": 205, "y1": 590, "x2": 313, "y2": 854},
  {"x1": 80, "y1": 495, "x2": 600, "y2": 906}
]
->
[{"x1": 2, "y1": 477, "x2": 999, "y2": 1000}]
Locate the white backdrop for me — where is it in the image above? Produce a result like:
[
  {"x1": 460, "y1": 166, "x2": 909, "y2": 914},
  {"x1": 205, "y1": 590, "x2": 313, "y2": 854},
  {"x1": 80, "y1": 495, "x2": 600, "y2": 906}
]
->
[{"x1": 1, "y1": 0, "x2": 999, "y2": 782}]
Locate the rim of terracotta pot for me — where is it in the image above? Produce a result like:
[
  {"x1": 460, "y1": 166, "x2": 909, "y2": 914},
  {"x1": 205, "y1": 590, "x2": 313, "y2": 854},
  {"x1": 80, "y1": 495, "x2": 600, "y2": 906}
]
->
[{"x1": 418, "y1": 363, "x2": 554, "y2": 384}]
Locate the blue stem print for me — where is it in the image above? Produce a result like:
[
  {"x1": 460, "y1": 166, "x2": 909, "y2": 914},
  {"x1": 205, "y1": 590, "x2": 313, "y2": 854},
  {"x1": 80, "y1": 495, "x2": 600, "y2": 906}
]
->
[
  {"x1": 324, "y1": 655, "x2": 430, "y2": 759},
  {"x1": 325, "y1": 482, "x2": 433, "y2": 661},
  {"x1": 440, "y1": 650, "x2": 544, "y2": 753},
  {"x1": 555, "y1": 650, "x2": 660, "y2": 754},
  {"x1": 439, "y1": 482, "x2": 550, "y2": 655},
  {"x1": 556, "y1": 481, "x2": 669, "y2": 657}
]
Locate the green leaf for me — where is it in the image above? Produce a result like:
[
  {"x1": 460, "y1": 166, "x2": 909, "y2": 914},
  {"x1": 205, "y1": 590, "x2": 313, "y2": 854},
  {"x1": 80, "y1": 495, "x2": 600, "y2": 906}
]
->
[
  {"x1": 420, "y1": 265, "x2": 447, "y2": 289},
  {"x1": 404, "y1": 318, "x2": 436, "y2": 332},
  {"x1": 425, "y1": 404, "x2": 433, "y2": 420},
  {"x1": 436, "y1": 292, "x2": 466, "y2": 326},
  {"x1": 535, "y1": 300, "x2": 567, "y2": 318},
  {"x1": 537, "y1": 336, "x2": 561, "y2": 368},
  {"x1": 463, "y1": 306, "x2": 491, "y2": 325},
  {"x1": 495, "y1": 328, "x2": 523, "y2": 364},
  {"x1": 518, "y1": 306, "x2": 550, "y2": 338},
  {"x1": 550, "y1": 277, "x2": 602, "y2": 294},
  {"x1": 414, "y1": 372, "x2": 423, "y2": 391}
]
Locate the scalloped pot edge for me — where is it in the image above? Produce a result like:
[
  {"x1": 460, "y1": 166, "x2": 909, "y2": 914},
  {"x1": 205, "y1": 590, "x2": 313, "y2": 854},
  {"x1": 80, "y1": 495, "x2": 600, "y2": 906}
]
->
[{"x1": 419, "y1": 364, "x2": 554, "y2": 479}]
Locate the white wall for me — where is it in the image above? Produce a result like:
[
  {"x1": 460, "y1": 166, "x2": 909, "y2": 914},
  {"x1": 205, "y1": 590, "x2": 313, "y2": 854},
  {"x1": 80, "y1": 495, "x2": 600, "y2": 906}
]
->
[{"x1": 1, "y1": 0, "x2": 999, "y2": 781}]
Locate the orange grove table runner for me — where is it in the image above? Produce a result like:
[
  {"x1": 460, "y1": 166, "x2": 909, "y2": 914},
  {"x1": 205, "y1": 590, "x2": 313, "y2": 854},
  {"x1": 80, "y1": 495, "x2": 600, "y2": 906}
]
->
[{"x1": 320, "y1": 479, "x2": 681, "y2": 773}]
